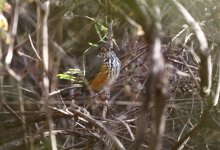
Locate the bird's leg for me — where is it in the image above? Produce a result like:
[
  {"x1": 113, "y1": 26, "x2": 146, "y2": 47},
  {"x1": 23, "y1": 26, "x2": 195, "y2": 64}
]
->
[
  {"x1": 102, "y1": 88, "x2": 110, "y2": 119},
  {"x1": 89, "y1": 89, "x2": 110, "y2": 118},
  {"x1": 90, "y1": 92, "x2": 100, "y2": 116},
  {"x1": 102, "y1": 103, "x2": 108, "y2": 119}
]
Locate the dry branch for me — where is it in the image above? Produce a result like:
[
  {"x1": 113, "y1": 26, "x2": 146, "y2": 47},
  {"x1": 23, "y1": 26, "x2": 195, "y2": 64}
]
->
[{"x1": 123, "y1": 1, "x2": 169, "y2": 150}]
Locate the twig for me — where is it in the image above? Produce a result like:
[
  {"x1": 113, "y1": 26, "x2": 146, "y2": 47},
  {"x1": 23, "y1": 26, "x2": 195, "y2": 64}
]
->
[
  {"x1": 14, "y1": 31, "x2": 36, "y2": 52},
  {"x1": 170, "y1": 28, "x2": 186, "y2": 44},
  {"x1": 119, "y1": 43, "x2": 147, "y2": 60},
  {"x1": 179, "y1": 56, "x2": 200, "y2": 89},
  {"x1": 17, "y1": 50, "x2": 39, "y2": 61},
  {"x1": 116, "y1": 117, "x2": 135, "y2": 141},
  {"x1": 49, "y1": 86, "x2": 81, "y2": 96},
  {"x1": 2, "y1": 102, "x2": 22, "y2": 121},
  {"x1": 28, "y1": 34, "x2": 42, "y2": 61},
  {"x1": 168, "y1": 57, "x2": 198, "y2": 70},
  {"x1": 120, "y1": 50, "x2": 146, "y2": 71}
]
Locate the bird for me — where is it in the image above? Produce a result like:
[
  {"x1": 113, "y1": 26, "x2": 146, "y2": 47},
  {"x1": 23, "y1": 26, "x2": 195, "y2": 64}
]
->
[{"x1": 84, "y1": 42, "x2": 120, "y2": 98}]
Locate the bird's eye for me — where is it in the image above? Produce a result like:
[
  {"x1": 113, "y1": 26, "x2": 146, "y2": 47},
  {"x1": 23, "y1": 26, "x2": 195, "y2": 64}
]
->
[{"x1": 100, "y1": 47, "x2": 106, "y2": 53}]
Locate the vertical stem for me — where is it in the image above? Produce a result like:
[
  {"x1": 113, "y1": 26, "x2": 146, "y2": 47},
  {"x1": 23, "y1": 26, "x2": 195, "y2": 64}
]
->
[
  {"x1": 123, "y1": 1, "x2": 168, "y2": 149},
  {"x1": 105, "y1": 0, "x2": 113, "y2": 47},
  {"x1": 5, "y1": 0, "x2": 21, "y2": 81},
  {"x1": 3, "y1": 0, "x2": 27, "y2": 147},
  {"x1": 18, "y1": 81, "x2": 27, "y2": 146},
  {"x1": 41, "y1": 1, "x2": 57, "y2": 150},
  {"x1": 42, "y1": 3, "x2": 49, "y2": 72},
  {"x1": 149, "y1": 7, "x2": 168, "y2": 150},
  {"x1": 0, "y1": 40, "x2": 3, "y2": 110},
  {"x1": 36, "y1": 1, "x2": 41, "y2": 57}
]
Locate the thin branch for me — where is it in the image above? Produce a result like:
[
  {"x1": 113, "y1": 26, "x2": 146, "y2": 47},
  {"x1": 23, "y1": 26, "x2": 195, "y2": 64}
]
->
[
  {"x1": 179, "y1": 56, "x2": 200, "y2": 89},
  {"x1": 49, "y1": 86, "x2": 81, "y2": 96},
  {"x1": 116, "y1": 117, "x2": 135, "y2": 141},
  {"x1": 28, "y1": 34, "x2": 42, "y2": 61},
  {"x1": 120, "y1": 50, "x2": 146, "y2": 71},
  {"x1": 17, "y1": 50, "x2": 39, "y2": 61},
  {"x1": 168, "y1": 57, "x2": 198, "y2": 70},
  {"x1": 211, "y1": 49, "x2": 220, "y2": 106},
  {"x1": 2, "y1": 102, "x2": 22, "y2": 121}
]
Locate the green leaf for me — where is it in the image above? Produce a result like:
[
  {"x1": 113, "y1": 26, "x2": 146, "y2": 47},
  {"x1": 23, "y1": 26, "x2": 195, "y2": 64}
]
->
[{"x1": 57, "y1": 68, "x2": 84, "y2": 82}]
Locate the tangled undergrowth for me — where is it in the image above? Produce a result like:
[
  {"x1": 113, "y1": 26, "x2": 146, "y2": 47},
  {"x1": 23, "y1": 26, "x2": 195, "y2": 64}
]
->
[{"x1": 0, "y1": 0, "x2": 220, "y2": 150}]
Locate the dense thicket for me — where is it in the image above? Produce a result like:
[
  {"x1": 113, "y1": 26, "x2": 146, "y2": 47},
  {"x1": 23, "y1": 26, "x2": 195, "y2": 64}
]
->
[{"x1": 0, "y1": 0, "x2": 220, "y2": 149}]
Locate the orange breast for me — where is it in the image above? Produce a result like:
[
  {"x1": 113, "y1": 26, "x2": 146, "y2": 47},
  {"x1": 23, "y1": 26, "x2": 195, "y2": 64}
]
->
[{"x1": 89, "y1": 65, "x2": 109, "y2": 91}]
